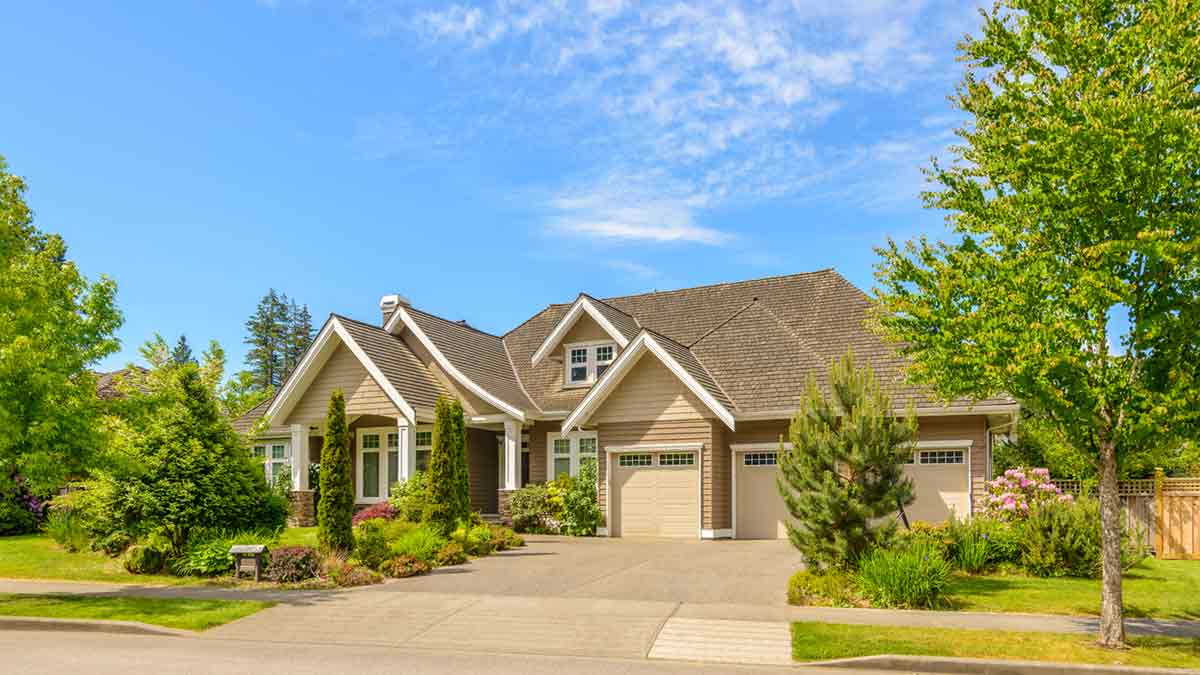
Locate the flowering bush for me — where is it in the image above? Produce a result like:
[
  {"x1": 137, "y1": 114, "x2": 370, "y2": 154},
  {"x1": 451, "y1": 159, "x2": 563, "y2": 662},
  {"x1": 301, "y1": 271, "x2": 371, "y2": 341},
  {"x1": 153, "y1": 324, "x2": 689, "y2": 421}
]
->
[
  {"x1": 267, "y1": 546, "x2": 321, "y2": 582},
  {"x1": 982, "y1": 467, "x2": 1072, "y2": 520},
  {"x1": 352, "y1": 501, "x2": 397, "y2": 526}
]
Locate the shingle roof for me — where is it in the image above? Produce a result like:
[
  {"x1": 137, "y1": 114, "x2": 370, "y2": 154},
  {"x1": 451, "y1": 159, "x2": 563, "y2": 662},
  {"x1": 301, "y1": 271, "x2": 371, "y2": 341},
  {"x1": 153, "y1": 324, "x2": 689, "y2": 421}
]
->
[
  {"x1": 645, "y1": 329, "x2": 735, "y2": 412},
  {"x1": 334, "y1": 314, "x2": 451, "y2": 411},
  {"x1": 232, "y1": 396, "x2": 275, "y2": 435},
  {"x1": 582, "y1": 294, "x2": 641, "y2": 342},
  {"x1": 403, "y1": 307, "x2": 539, "y2": 414}
]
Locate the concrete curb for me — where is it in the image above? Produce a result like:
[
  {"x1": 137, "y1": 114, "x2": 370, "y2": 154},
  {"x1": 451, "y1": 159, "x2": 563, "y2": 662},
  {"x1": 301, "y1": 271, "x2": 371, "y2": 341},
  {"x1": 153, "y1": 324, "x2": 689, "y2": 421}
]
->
[
  {"x1": 0, "y1": 615, "x2": 193, "y2": 638},
  {"x1": 809, "y1": 654, "x2": 1200, "y2": 675}
]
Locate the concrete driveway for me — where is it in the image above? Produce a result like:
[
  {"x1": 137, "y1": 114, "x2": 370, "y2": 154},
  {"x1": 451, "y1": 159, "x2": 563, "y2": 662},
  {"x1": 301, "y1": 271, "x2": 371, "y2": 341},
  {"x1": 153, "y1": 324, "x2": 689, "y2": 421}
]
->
[{"x1": 383, "y1": 535, "x2": 804, "y2": 605}]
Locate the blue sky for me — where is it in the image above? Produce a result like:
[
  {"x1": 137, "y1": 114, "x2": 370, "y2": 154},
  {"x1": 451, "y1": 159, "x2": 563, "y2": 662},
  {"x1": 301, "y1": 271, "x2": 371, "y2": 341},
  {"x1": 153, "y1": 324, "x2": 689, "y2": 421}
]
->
[{"x1": 1, "y1": 1, "x2": 985, "y2": 373}]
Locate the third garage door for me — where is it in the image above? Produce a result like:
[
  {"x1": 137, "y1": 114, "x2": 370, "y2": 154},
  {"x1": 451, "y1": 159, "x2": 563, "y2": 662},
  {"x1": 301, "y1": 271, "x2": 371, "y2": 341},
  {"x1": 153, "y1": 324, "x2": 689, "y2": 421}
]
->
[
  {"x1": 735, "y1": 450, "x2": 789, "y2": 539},
  {"x1": 611, "y1": 451, "x2": 699, "y2": 538}
]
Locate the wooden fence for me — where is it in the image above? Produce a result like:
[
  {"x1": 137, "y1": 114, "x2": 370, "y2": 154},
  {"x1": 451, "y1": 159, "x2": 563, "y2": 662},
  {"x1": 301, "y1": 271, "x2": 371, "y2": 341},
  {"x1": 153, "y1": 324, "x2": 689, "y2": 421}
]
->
[{"x1": 1054, "y1": 473, "x2": 1200, "y2": 560}]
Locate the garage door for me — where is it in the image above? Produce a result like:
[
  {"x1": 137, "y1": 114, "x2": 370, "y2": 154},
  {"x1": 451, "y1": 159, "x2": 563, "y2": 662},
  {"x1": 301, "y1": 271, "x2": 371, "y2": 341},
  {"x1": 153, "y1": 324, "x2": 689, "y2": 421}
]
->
[
  {"x1": 735, "y1": 451, "x2": 789, "y2": 539},
  {"x1": 611, "y1": 451, "x2": 698, "y2": 538},
  {"x1": 902, "y1": 448, "x2": 970, "y2": 523}
]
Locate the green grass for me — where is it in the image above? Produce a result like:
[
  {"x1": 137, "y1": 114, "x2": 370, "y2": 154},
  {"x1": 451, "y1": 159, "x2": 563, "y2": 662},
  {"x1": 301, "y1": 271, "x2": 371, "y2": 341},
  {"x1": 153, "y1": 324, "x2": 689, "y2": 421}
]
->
[
  {"x1": 0, "y1": 535, "x2": 199, "y2": 585},
  {"x1": 276, "y1": 527, "x2": 318, "y2": 547},
  {"x1": 0, "y1": 593, "x2": 272, "y2": 631},
  {"x1": 947, "y1": 559, "x2": 1200, "y2": 620},
  {"x1": 791, "y1": 622, "x2": 1200, "y2": 669}
]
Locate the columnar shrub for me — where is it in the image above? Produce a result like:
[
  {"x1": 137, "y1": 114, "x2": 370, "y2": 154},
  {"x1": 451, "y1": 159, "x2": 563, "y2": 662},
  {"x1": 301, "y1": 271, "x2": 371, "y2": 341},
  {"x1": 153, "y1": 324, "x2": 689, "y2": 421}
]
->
[
  {"x1": 427, "y1": 397, "x2": 469, "y2": 533},
  {"x1": 267, "y1": 546, "x2": 320, "y2": 583},
  {"x1": 982, "y1": 467, "x2": 1072, "y2": 521},
  {"x1": 318, "y1": 389, "x2": 354, "y2": 553}
]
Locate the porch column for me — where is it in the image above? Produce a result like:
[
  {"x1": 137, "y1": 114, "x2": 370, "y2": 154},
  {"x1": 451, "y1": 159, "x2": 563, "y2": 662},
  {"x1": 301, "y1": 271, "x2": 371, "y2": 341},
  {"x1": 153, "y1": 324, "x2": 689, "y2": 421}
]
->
[
  {"x1": 290, "y1": 424, "x2": 309, "y2": 490},
  {"x1": 397, "y1": 418, "x2": 416, "y2": 482},
  {"x1": 503, "y1": 419, "x2": 520, "y2": 490}
]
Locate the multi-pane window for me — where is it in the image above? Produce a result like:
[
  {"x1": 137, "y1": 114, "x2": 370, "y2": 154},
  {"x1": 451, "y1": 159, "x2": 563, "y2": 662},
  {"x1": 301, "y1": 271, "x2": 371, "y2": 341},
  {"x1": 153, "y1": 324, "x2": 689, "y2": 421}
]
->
[
  {"x1": 360, "y1": 432, "x2": 381, "y2": 499},
  {"x1": 253, "y1": 442, "x2": 290, "y2": 487},
  {"x1": 659, "y1": 452, "x2": 695, "y2": 466},
  {"x1": 387, "y1": 432, "x2": 400, "y2": 487},
  {"x1": 619, "y1": 454, "x2": 653, "y2": 467},
  {"x1": 565, "y1": 342, "x2": 618, "y2": 386},
  {"x1": 919, "y1": 450, "x2": 965, "y2": 465},
  {"x1": 743, "y1": 452, "x2": 777, "y2": 466},
  {"x1": 549, "y1": 432, "x2": 598, "y2": 479},
  {"x1": 415, "y1": 431, "x2": 432, "y2": 472}
]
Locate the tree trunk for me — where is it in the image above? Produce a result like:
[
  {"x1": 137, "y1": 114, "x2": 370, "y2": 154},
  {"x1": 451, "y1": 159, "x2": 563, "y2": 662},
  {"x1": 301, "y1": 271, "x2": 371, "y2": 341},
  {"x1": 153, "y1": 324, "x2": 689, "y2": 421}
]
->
[{"x1": 1097, "y1": 437, "x2": 1126, "y2": 649}]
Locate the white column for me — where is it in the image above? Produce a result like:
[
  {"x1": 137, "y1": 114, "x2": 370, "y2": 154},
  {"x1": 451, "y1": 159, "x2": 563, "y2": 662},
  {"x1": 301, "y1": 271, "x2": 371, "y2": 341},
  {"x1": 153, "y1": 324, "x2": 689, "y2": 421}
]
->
[
  {"x1": 503, "y1": 419, "x2": 520, "y2": 490},
  {"x1": 397, "y1": 419, "x2": 416, "y2": 482},
  {"x1": 290, "y1": 424, "x2": 308, "y2": 490}
]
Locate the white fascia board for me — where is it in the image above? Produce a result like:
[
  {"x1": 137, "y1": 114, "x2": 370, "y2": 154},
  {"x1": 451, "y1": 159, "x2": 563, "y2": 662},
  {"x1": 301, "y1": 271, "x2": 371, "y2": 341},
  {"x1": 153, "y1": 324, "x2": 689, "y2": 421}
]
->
[
  {"x1": 733, "y1": 402, "x2": 1020, "y2": 422},
  {"x1": 562, "y1": 333, "x2": 737, "y2": 432},
  {"x1": 264, "y1": 319, "x2": 339, "y2": 425},
  {"x1": 915, "y1": 439, "x2": 976, "y2": 449},
  {"x1": 531, "y1": 296, "x2": 630, "y2": 367},
  {"x1": 330, "y1": 318, "x2": 416, "y2": 425},
  {"x1": 392, "y1": 306, "x2": 525, "y2": 422},
  {"x1": 731, "y1": 442, "x2": 794, "y2": 452}
]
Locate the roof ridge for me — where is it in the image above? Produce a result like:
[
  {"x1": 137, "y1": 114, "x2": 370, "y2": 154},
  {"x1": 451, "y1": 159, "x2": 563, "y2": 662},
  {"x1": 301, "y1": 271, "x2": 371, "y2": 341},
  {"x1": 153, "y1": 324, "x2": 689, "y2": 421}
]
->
[
  {"x1": 687, "y1": 299, "x2": 758, "y2": 348},
  {"x1": 600, "y1": 268, "x2": 838, "y2": 304},
  {"x1": 404, "y1": 305, "x2": 503, "y2": 339},
  {"x1": 501, "y1": 304, "x2": 559, "y2": 338},
  {"x1": 331, "y1": 312, "x2": 392, "y2": 334},
  {"x1": 580, "y1": 292, "x2": 638, "y2": 320},
  {"x1": 752, "y1": 297, "x2": 822, "y2": 359},
  {"x1": 502, "y1": 338, "x2": 543, "y2": 414},
  {"x1": 643, "y1": 328, "x2": 739, "y2": 412}
]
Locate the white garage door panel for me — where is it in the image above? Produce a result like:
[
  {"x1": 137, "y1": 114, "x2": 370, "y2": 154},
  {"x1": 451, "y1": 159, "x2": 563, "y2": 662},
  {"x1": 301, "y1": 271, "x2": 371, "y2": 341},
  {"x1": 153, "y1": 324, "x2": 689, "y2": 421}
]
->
[
  {"x1": 613, "y1": 462, "x2": 698, "y2": 539},
  {"x1": 903, "y1": 463, "x2": 969, "y2": 523},
  {"x1": 735, "y1": 457, "x2": 789, "y2": 540}
]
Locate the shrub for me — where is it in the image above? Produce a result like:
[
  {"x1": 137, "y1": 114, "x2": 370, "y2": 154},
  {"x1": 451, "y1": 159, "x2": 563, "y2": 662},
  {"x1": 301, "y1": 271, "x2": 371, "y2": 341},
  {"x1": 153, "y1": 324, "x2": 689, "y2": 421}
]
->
[
  {"x1": 895, "y1": 521, "x2": 951, "y2": 559},
  {"x1": 787, "y1": 569, "x2": 861, "y2": 607},
  {"x1": 380, "y1": 554, "x2": 431, "y2": 578},
  {"x1": 318, "y1": 390, "x2": 354, "y2": 553},
  {"x1": 0, "y1": 475, "x2": 44, "y2": 536},
  {"x1": 453, "y1": 523, "x2": 494, "y2": 557},
  {"x1": 352, "y1": 502, "x2": 397, "y2": 526},
  {"x1": 320, "y1": 553, "x2": 382, "y2": 587},
  {"x1": 43, "y1": 508, "x2": 89, "y2": 553},
  {"x1": 389, "y1": 471, "x2": 433, "y2": 523},
  {"x1": 124, "y1": 544, "x2": 166, "y2": 575},
  {"x1": 507, "y1": 483, "x2": 558, "y2": 533},
  {"x1": 434, "y1": 542, "x2": 468, "y2": 567},
  {"x1": 559, "y1": 458, "x2": 601, "y2": 536},
  {"x1": 354, "y1": 519, "x2": 392, "y2": 571},
  {"x1": 381, "y1": 519, "x2": 417, "y2": 542},
  {"x1": 856, "y1": 543, "x2": 951, "y2": 609},
  {"x1": 982, "y1": 467, "x2": 1073, "y2": 521},
  {"x1": 1018, "y1": 498, "x2": 1147, "y2": 578},
  {"x1": 943, "y1": 517, "x2": 992, "y2": 574},
  {"x1": 488, "y1": 524, "x2": 524, "y2": 551},
  {"x1": 390, "y1": 523, "x2": 447, "y2": 564},
  {"x1": 170, "y1": 527, "x2": 279, "y2": 577},
  {"x1": 267, "y1": 546, "x2": 321, "y2": 583},
  {"x1": 93, "y1": 531, "x2": 133, "y2": 557},
  {"x1": 427, "y1": 397, "x2": 469, "y2": 533}
]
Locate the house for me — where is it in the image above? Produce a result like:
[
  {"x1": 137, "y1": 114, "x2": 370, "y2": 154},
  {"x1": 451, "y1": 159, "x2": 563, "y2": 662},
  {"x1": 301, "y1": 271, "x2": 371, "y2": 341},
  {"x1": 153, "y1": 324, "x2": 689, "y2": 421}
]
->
[{"x1": 234, "y1": 270, "x2": 1017, "y2": 537}]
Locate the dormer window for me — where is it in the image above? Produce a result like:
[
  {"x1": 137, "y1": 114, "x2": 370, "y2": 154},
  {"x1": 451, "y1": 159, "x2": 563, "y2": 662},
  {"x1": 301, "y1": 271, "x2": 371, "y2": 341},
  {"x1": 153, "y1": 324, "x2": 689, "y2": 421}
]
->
[{"x1": 565, "y1": 341, "x2": 617, "y2": 387}]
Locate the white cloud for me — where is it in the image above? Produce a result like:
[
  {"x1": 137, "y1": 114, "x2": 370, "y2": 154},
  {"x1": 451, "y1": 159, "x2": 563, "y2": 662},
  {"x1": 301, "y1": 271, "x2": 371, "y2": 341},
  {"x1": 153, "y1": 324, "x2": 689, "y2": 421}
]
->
[{"x1": 606, "y1": 260, "x2": 659, "y2": 278}]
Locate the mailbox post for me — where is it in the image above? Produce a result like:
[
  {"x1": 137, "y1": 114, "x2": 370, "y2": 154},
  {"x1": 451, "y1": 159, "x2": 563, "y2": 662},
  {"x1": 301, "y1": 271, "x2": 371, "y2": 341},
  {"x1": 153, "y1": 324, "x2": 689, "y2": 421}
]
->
[{"x1": 230, "y1": 544, "x2": 268, "y2": 582}]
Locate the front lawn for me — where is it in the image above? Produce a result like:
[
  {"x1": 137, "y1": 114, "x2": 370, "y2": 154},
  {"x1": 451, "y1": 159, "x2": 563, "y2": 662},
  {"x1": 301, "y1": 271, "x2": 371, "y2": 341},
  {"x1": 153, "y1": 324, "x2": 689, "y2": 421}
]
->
[
  {"x1": 791, "y1": 622, "x2": 1200, "y2": 669},
  {"x1": 0, "y1": 535, "x2": 201, "y2": 585},
  {"x1": 276, "y1": 526, "x2": 317, "y2": 547},
  {"x1": 0, "y1": 593, "x2": 272, "y2": 631},
  {"x1": 947, "y1": 559, "x2": 1200, "y2": 621}
]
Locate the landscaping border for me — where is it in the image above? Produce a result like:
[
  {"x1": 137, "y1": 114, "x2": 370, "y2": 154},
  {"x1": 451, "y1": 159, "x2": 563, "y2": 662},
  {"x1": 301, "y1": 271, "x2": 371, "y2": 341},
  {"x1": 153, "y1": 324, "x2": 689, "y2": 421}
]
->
[{"x1": 811, "y1": 654, "x2": 1200, "y2": 675}]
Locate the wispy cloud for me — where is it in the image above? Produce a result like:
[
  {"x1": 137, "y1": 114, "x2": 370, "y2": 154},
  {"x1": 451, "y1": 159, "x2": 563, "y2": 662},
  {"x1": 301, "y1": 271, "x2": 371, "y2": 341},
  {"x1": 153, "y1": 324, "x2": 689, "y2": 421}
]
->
[{"x1": 607, "y1": 260, "x2": 659, "y2": 278}]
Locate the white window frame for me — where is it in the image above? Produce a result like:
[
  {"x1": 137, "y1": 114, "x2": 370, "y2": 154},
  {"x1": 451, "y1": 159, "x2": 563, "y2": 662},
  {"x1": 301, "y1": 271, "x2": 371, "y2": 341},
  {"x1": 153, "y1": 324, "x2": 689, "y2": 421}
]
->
[
  {"x1": 563, "y1": 340, "x2": 618, "y2": 388},
  {"x1": 546, "y1": 430, "x2": 599, "y2": 479},
  {"x1": 253, "y1": 440, "x2": 291, "y2": 487},
  {"x1": 356, "y1": 427, "x2": 391, "y2": 503},
  {"x1": 413, "y1": 428, "x2": 433, "y2": 473}
]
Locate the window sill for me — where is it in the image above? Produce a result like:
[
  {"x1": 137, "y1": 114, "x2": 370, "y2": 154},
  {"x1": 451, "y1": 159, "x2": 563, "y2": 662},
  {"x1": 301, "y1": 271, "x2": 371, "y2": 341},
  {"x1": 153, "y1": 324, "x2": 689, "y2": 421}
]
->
[{"x1": 562, "y1": 382, "x2": 593, "y2": 390}]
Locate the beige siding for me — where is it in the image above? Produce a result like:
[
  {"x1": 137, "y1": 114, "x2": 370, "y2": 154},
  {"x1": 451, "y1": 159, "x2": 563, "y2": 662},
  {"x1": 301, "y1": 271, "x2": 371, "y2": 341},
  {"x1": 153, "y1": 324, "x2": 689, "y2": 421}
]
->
[
  {"x1": 592, "y1": 354, "x2": 711, "y2": 425},
  {"x1": 731, "y1": 420, "x2": 790, "y2": 446},
  {"x1": 597, "y1": 419, "x2": 712, "y2": 530},
  {"x1": 561, "y1": 315, "x2": 615, "y2": 345},
  {"x1": 286, "y1": 344, "x2": 398, "y2": 425},
  {"x1": 708, "y1": 421, "x2": 731, "y2": 531},
  {"x1": 917, "y1": 415, "x2": 989, "y2": 509},
  {"x1": 526, "y1": 421, "x2": 555, "y2": 483}
]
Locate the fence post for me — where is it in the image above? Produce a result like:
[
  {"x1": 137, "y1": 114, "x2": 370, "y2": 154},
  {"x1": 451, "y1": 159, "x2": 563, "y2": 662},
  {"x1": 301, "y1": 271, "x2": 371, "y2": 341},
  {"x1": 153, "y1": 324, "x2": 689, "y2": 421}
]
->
[{"x1": 1154, "y1": 467, "x2": 1165, "y2": 559}]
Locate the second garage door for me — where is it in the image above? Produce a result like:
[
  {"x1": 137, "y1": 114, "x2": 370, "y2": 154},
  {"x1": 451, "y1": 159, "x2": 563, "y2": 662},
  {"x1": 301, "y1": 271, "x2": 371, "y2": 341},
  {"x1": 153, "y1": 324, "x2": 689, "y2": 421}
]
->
[
  {"x1": 735, "y1": 450, "x2": 790, "y2": 539},
  {"x1": 610, "y1": 451, "x2": 699, "y2": 538},
  {"x1": 902, "y1": 447, "x2": 971, "y2": 523}
]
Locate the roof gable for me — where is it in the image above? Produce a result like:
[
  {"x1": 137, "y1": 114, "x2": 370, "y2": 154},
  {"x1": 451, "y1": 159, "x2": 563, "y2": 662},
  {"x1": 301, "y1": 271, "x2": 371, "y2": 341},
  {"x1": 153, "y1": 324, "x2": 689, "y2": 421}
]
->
[{"x1": 530, "y1": 295, "x2": 636, "y2": 366}]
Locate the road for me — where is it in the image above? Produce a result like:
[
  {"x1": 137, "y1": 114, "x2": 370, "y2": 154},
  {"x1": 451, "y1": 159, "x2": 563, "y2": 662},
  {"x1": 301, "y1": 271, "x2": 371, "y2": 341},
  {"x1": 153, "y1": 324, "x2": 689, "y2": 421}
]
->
[{"x1": 0, "y1": 629, "x2": 908, "y2": 675}]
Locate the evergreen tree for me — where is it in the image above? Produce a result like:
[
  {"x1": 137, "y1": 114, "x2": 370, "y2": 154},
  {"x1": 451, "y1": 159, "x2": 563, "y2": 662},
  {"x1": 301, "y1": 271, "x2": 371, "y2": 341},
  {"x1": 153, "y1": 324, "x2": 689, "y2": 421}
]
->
[
  {"x1": 244, "y1": 289, "x2": 285, "y2": 390},
  {"x1": 427, "y1": 396, "x2": 468, "y2": 532},
  {"x1": 318, "y1": 389, "x2": 353, "y2": 553},
  {"x1": 171, "y1": 335, "x2": 194, "y2": 366},
  {"x1": 284, "y1": 302, "x2": 314, "y2": 376},
  {"x1": 778, "y1": 351, "x2": 916, "y2": 571}
]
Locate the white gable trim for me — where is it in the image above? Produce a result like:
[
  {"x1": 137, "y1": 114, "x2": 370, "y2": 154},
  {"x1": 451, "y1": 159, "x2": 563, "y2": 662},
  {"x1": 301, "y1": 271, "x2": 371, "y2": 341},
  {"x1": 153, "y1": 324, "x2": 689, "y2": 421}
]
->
[
  {"x1": 561, "y1": 332, "x2": 736, "y2": 432},
  {"x1": 388, "y1": 305, "x2": 526, "y2": 422},
  {"x1": 264, "y1": 316, "x2": 416, "y2": 426},
  {"x1": 531, "y1": 295, "x2": 631, "y2": 367}
]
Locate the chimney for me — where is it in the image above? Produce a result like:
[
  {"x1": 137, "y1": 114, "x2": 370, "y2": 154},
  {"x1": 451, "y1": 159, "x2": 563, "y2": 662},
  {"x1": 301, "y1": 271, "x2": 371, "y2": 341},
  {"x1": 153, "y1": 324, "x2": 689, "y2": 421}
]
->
[{"x1": 379, "y1": 294, "x2": 410, "y2": 326}]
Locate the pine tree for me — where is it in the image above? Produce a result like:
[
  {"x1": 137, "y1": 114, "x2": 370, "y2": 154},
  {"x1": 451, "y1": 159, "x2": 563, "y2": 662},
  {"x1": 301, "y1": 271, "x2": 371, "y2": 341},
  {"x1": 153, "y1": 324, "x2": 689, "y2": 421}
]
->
[
  {"x1": 285, "y1": 302, "x2": 314, "y2": 376},
  {"x1": 427, "y1": 396, "x2": 468, "y2": 533},
  {"x1": 244, "y1": 289, "x2": 286, "y2": 390},
  {"x1": 778, "y1": 351, "x2": 916, "y2": 571},
  {"x1": 318, "y1": 389, "x2": 353, "y2": 553},
  {"x1": 171, "y1": 335, "x2": 194, "y2": 365}
]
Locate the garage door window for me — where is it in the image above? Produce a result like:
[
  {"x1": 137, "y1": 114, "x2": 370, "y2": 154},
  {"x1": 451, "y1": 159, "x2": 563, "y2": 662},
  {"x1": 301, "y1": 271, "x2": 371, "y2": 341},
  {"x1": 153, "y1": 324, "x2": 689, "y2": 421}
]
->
[
  {"x1": 619, "y1": 453, "x2": 653, "y2": 467},
  {"x1": 743, "y1": 452, "x2": 776, "y2": 466},
  {"x1": 659, "y1": 452, "x2": 694, "y2": 466},
  {"x1": 919, "y1": 449, "x2": 965, "y2": 465}
]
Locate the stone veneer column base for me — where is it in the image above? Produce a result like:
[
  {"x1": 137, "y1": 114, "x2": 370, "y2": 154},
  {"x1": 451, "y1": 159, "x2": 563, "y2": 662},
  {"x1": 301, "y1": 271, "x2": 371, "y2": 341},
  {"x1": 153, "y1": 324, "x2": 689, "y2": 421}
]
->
[
  {"x1": 288, "y1": 489, "x2": 316, "y2": 528},
  {"x1": 497, "y1": 489, "x2": 518, "y2": 527}
]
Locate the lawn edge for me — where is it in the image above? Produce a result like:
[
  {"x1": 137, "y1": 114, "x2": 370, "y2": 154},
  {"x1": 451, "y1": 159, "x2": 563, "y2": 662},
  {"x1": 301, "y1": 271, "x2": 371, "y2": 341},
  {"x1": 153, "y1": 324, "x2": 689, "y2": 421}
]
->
[
  {"x1": 0, "y1": 615, "x2": 195, "y2": 637},
  {"x1": 805, "y1": 654, "x2": 1200, "y2": 675}
]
